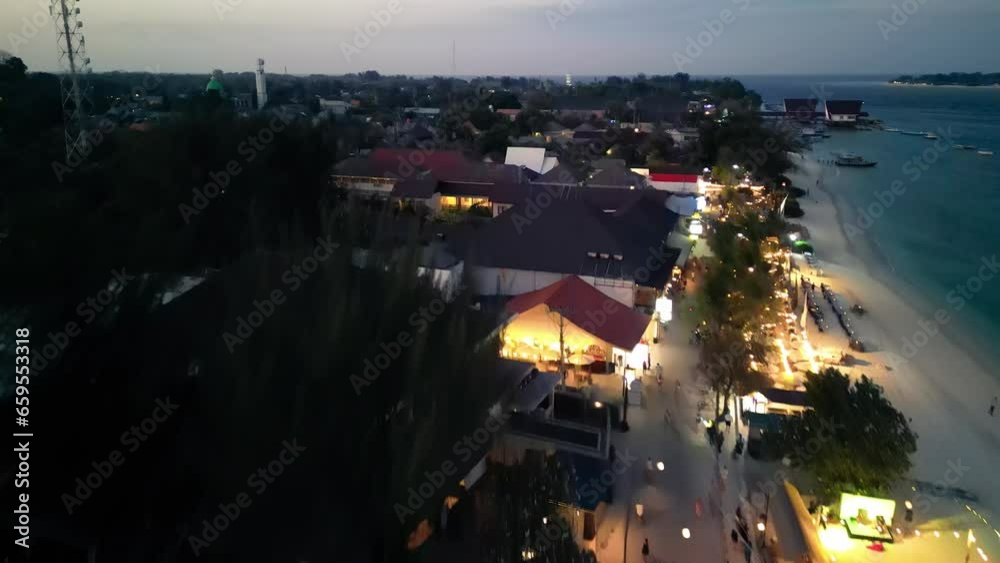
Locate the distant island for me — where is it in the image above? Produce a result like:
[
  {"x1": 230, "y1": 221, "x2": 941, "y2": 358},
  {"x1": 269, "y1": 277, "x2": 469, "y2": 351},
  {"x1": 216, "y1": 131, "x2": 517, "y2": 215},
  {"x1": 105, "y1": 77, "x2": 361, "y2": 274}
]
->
[{"x1": 889, "y1": 72, "x2": 1000, "y2": 87}]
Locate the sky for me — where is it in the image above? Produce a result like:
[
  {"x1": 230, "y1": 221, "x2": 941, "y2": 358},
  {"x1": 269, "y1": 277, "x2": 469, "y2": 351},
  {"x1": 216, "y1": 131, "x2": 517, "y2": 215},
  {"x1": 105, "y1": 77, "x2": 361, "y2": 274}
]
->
[{"x1": 2, "y1": 0, "x2": 998, "y2": 77}]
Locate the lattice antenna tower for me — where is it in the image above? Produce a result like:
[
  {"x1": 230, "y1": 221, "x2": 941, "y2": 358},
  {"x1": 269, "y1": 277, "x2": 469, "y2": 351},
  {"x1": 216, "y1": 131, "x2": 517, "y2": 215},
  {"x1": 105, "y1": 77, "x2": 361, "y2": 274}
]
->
[{"x1": 49, "y1": 0, "x2": 92, "y2": 162}]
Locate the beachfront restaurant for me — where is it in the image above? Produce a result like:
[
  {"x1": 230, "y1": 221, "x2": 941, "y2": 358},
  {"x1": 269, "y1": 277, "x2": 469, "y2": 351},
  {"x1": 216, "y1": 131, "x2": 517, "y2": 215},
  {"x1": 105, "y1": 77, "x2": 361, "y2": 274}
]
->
[{"x1": 500, "y1": 276, "x2": 655, "y2": 386}]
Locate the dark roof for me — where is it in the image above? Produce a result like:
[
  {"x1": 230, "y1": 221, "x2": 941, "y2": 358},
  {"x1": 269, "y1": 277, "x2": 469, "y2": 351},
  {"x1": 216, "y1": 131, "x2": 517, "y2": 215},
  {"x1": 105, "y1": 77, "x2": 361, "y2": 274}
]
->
[
  {"x1": 333, "y1": 149, "x2": 526, "y2": 184},
  {"x1": 559, "y1": 451, "x2": 612, "y2": 511},
  {"x1": 825, "y1": 100, "x2": 863, "y2": 115},
  {"x1": 760, "y1": 387, "x2": 808, "y2": 407},
  {"x1": 391, "y1": 176, "x2": 438, "y2": 199},
  {"x1": 587, "y1": 159, "x2": 646, "y2": 188},
  {"x1": 783, "y1": 98, "x2": 818, "y2": 115},
  {"x1": 506, "y1": 276, "x2": 652, "y2": 349},
  {"x1": 462, "y1": 194, "x2": 680, "y2": 288},
  {"x1": 533, "y1": 163, "x2": 588, "y2": 185}
]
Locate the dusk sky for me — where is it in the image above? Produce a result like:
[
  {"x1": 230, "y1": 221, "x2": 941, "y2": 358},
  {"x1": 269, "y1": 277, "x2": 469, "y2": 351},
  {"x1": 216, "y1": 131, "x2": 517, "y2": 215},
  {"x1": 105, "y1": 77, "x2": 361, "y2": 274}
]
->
[{"x1": 3, "y1": 0, "x2": 998, "y2": 76}]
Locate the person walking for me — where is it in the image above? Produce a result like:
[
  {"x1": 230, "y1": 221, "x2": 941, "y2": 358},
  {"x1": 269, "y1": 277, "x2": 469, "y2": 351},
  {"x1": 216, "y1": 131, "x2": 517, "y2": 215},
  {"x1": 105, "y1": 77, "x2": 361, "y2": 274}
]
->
[
  {"x1": 990, "y1": 396, "x2": 997, "y2": 416},
  {"x1": 642, "y1": 538, "x2": 650, "y2": 562}
]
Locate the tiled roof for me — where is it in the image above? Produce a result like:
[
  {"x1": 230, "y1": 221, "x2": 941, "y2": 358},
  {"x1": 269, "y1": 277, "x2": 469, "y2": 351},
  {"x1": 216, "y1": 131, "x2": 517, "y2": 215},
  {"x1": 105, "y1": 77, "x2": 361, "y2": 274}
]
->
[
  {"x1": 783, "y1": 98, "x2": 818, "y2": 114},
  {"x1": 825, "y1": 100, "x2": 863, "y2": 115},
  {"x1": 650, "y1": 173, "x2": 699, "y2": 183},
  {"x1": 462, "y1": 194, "x2": 679, "y2": 288},
  {"x1": 506, "y1": 276, "x2": 652, "y2": 350},
  {"x1": 333, "y1": 149, "x2": 526, "y2": 184}
]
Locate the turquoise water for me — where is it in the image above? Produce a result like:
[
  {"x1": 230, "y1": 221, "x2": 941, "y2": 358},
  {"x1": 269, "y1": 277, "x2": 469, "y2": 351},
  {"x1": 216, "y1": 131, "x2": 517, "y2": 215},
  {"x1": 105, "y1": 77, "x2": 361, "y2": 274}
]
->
[{"x1": 740, "y1": 75, "x2": 1000, "y2": 366}]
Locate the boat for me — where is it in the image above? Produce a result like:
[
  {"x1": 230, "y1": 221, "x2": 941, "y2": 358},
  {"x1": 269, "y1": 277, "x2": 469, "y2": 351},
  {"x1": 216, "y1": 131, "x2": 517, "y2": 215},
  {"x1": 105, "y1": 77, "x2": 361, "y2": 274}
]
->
[
  {"x1": 902, "y1": 131, "x2": 927, "y2": 136},
  {"x1": 835, "y1": 153, "x2": 878, "y2": 167},
  {"x1": 925, "y1": 133, "x2": 939, "y2": 140},
  {"x1": 978, "y1": 150, "x2": 994, "y2": 156},
  {"x1": 953, "y1": 144, "x2": 977, "y2": 150},
  {"x1": 885, "y1": 127, "x2": 901, "y2": 133}
]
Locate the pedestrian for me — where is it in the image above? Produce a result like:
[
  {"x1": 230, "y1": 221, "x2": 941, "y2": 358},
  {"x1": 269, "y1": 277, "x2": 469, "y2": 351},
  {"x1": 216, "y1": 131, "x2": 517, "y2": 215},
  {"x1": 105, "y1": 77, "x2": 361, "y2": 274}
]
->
[
  {"x1": 989, "y1": 397, "x2": 996, "y2": 417},
  {"x1": 642, "y1": 538, "x2": 650, "y2": 561}
]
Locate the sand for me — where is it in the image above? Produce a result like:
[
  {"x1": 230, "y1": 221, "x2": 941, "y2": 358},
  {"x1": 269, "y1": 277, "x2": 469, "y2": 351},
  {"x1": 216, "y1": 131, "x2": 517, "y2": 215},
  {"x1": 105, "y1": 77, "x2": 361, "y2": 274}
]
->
[{"x1": 784, "y1": 154, "x2": 1000, "y2": 535}]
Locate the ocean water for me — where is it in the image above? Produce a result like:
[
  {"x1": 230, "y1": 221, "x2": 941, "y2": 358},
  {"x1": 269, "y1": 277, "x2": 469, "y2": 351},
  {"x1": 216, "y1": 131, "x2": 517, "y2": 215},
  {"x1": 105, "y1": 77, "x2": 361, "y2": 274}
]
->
[{"x1": 739, "y1": 75, "x2": 1000, "y2": 370}]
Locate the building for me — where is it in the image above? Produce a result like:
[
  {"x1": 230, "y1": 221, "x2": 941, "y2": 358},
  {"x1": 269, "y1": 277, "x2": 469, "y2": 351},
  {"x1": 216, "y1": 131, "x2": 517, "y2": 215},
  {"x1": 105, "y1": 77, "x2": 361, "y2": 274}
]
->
[
  {"x1": 665, "y1": 127, "x2": 700, "y2": 147},
  {"x1": 255, "y1": 58, "x2": 268, "y2": 109},
  {"x1": 496, "y1": 108, "x2": 521, "y2": 121},
  {"x1": 457, "y1": 194, "x2": 681, "y2": 308},
  {"x1": 585, "y1": 159, "x2": 648, "y2": 189},
  {"x1": 318, "y1": 98, "x2": 351, "y2": 115},
  {"x1": 648, "y1": 173, "x2": 702, "y2": 194},
  {"x1": 824, "y1": 100, "x2": 864, "y2": 126},
  {"x1": 402, "y1": 107, "x2": 441, "y2": 120},
  {"x1": 331, "y1": 149, "x2": 530, "y2": 213},
  {"x1": 548, "y1": 96, "x2": 608, "y2": 120},
  {"x1": 783, "y1": 98, "x2": 818, "y2": 121},
  {"x1": 501, "y1": 275, "x2": 656, "y2": 372},
  {"x1": 504, "y1": 147, "x2": 559, "y2": 175},
  {"x1": 232, "y1": 93, "x2": 254, "y2": 110}
]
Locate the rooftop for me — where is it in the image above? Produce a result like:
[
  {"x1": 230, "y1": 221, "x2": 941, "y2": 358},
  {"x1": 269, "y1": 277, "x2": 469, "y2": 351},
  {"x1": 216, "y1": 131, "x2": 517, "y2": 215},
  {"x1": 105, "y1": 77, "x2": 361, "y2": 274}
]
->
[
  {"x1": 460, "y1": 195, "x2": 679, "y2": 288},
  {"x1": 506, "y1": 276, "x2": 652, "y2": 349}
]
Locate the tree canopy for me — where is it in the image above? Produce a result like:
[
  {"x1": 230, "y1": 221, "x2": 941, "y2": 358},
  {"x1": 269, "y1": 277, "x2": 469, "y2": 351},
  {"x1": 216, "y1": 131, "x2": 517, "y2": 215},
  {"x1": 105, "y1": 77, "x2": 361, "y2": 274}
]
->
[{"x1": 766, "y1": 369, "x2": 917, "y2": 499}]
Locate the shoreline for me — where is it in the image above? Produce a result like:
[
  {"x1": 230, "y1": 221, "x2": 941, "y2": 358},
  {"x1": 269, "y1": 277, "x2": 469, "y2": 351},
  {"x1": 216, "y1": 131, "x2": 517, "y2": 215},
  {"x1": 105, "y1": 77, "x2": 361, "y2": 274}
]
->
[
  {"x1": 887, "y1": 82, "x2": 1000, "y2": 89},
  {"x1": 785, "y1": 153, "x2": 1000, "y2": 521}
]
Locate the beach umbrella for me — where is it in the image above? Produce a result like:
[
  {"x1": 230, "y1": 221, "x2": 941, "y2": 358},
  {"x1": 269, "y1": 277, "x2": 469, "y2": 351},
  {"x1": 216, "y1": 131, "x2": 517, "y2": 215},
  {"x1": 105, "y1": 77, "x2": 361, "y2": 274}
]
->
[{"x1": 539, "y1": 349, "x2": 560, "y2": 362}]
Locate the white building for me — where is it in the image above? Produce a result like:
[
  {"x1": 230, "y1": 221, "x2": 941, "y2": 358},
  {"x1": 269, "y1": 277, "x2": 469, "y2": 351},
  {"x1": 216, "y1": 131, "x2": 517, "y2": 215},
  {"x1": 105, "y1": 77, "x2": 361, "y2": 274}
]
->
[{"x1": 504, "y1": 147, "x2": 559, "y2": 175}]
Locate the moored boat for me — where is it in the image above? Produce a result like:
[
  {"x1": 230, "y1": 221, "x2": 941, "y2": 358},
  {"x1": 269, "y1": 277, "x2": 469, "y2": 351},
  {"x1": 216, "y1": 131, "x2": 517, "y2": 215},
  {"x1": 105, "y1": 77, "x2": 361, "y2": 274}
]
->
[
  {"x1": 978, "y1": 150, "x2": 994, "y2": 156},
  {"x1": 925, "y1": 133, "x2": 939, "y2": 140},
  {"x1": 835, "y1": 153, "x2": 878, "y2": 167},
  {"x1": 885, "y1": 127, "x2": 901, "y2": 133},
  {"x1": 954, "y1": 144, "x2": 977, "y2": 150}
]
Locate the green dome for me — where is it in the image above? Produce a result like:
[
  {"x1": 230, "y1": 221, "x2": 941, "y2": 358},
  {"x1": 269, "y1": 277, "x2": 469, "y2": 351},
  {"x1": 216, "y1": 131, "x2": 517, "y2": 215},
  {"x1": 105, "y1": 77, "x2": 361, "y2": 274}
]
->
[{"x1": 205, "y1": 78, "x2": 224, "y2": 93}]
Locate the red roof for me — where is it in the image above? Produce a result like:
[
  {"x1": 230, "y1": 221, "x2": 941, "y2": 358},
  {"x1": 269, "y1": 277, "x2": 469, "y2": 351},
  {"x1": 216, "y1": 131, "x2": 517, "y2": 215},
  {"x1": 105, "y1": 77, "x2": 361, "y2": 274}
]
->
[
  {"x1": 506, "y1": 276, "x2": 651, "y2": 350},
  {"x1": 650, "y1": 173, "x2": 699, "y2": 183}
]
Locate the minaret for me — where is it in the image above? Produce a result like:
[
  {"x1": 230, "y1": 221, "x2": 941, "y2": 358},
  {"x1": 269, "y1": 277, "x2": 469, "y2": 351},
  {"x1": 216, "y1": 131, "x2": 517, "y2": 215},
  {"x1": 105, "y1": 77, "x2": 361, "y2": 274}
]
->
[{"x1": 255, "y1": 58, "x2": 268, "y2": 109}]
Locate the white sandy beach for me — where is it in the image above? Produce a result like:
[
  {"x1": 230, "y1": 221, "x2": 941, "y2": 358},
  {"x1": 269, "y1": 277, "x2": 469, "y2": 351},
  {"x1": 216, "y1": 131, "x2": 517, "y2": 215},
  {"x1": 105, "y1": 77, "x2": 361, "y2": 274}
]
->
[{"x1": 785, "y1": 154, "x2": 1000, "y2": 537}]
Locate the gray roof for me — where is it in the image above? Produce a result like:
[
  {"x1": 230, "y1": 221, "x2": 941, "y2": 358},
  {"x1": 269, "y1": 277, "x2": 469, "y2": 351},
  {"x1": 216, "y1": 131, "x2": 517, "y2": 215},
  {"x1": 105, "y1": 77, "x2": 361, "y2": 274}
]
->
[{"x1": 462, "y1": 194, "x2": 680, "y2": 288}]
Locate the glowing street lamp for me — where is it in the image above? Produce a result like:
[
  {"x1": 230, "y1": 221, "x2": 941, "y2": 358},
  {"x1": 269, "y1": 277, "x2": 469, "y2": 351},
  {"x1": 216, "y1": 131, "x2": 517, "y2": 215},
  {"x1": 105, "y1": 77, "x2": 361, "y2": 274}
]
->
[
  {"x1": 682, "y1": 528, "x2": 691, "y2": 539},
  {"x1": 656, "y1": 461, "x2": 665, "y2": 471}
]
